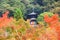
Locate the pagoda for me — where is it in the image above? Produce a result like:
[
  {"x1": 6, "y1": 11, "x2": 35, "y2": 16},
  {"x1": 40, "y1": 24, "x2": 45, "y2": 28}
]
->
[{"x1": 27, "y1": 9, "x2": 38, "y2": 27}]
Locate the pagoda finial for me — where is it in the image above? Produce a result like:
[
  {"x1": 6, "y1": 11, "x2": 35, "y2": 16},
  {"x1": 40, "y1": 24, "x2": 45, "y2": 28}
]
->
[{"x1": 32, "y1": 7, "x2": 35, "y2": 13}]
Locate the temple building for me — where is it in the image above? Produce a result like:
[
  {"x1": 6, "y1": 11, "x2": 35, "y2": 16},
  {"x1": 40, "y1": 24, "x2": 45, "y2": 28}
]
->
[{"x1": 27, "y1": 11, "x2": 38, "y2": 27}]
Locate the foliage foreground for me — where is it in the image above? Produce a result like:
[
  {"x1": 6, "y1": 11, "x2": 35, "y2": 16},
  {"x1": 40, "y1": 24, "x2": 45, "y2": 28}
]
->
[{"x1": 0, "y1": 12, "x2": 60, "y2": 40}]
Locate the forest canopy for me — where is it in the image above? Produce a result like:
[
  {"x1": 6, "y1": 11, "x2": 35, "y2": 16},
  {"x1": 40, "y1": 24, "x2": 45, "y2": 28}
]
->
[{"x1": 0, "y1": 0, "x2": 60, "y2": 20}]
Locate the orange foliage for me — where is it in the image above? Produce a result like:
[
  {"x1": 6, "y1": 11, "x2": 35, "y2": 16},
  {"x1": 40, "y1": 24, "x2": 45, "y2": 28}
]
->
[
  {"x1": 0, "y1": 10, "x2": 13, "y2": 28},
  {"x1": 44, "y1": 14, "x2": 60, "y2": 40},
  {"x1": 0, "y1": 11, "x2": 60, "y2": 40}
]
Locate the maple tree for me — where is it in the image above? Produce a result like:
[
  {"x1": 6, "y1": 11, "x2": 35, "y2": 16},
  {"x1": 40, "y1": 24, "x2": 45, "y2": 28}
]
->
[
  {"x1": 44, "y1": 14, "x2": 60, "y2": 40},
  {"x1": 0, "y1": 10, "x2": 13, "y2": 28}
]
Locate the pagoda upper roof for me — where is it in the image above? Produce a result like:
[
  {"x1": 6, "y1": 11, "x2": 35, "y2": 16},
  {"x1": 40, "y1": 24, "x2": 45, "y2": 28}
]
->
[{"x1": 28, "y1": 12, "x2": 37, "y2": 15}]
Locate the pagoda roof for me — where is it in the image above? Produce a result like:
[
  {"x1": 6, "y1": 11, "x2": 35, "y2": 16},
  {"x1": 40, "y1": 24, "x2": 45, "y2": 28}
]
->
[
  {"x1": 30, "y1": 18, "x2": 36, "y2": 20},
  {"x1": 28, "y1": 12, "x2": 37, "y2": 15}
]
